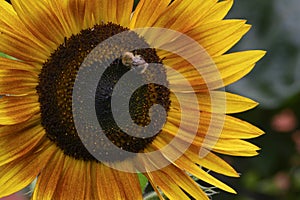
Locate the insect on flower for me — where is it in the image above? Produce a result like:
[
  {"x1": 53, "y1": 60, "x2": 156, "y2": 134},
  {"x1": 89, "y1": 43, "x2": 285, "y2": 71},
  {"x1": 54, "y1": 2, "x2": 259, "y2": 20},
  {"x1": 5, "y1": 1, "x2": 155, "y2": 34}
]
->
[{"x1": 121, "y1": 52, "x2": 149, "y2": 74}]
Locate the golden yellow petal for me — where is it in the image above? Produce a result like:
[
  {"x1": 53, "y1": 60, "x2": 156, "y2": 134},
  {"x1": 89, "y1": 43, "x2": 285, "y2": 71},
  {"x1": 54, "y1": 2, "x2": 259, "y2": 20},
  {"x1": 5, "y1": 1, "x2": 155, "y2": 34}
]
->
[
  {"x1": 0, "y1": 69, "x2": 38, "y2": 81},
  {"x1": 166, "y1": 51, "x2": 265, "y2": 92},
  {"x1": 164, "y1": 111, "x2": 263, "y2": 158},
  {"x1": 0, "y1": 124, "x2": 44, "y2": 166},
  {"x1": 201, "y1": 0, "x2": 233, "y2": 23},
  {"x1": 167, "y1": 105, "x2": 264, "y2": 141},
  {"x1": 0, "y1": 140, "x2": 56, "y2": 198},
  {"x1": 185, "y1": 147, "x2": 239, "y2": 177},
  {"x1": 158, "y1": 164, "x2": 209, "y2": 200},
  {"x1": 220, "y1": 115, "x2": 264, "y2": 139},
  {"x1": 215, "y1": 149, "x2": 259, "y2": 157},
  {"x1": 48, "y1": 0, "x2": 133, "y2": 39},
  {"x1": 88, "y1": 0, "x2": 134, "y2": 27},
  {"x1": 53, "y1": 156, "x2": 86, "y2": 200},
  {"x1": 198, "y1": 92, "x2": 258, "y2": 113},
  {"x1": 211, "y1": 138, "x2": 260, "y2": 154},
  {"x1": 49, "y1": 0, "x2": 79, "y2": 38},
  {"x1": 130, "y1": 0, "x2": 170, "y2": 29},
  {"x1": 167, "y1": 107, "x2": 213, "y2": 134},
  {"x1": 97, "y1": 0, "x2": 134, "y2": 27},
  {"x1": 165, "y1": 58, "x2": 208, "y2": 92},
  {"x1": 11, "y1": 0, "x2": 65, "y2": 49},
  {"x1": 169, "y1": 91, "x2": 258, "y2": 114},
  {"x1": 143, "y1": 173, "x2": 165, "y2": 200},
  {"x1": 187, "y1": 20, "x2": 250, "y2": 57},
  {"x1": 0, "y1": 95, "x2": 40, "y2": 125},
  {"x1": 151, "y1": 0, "x2": 217, "y2": 32},
  {"x1": 215, "y1": 50, "x2": 266, "y2": 86},
  {"x1": 32, "y1": 149, "x2": 65, "y2": 200},
  {"x1": 195, "y1": 113, "x2": 264, "y2": 140},
  {"x1": 222, "y1": 92, "x2": 258, "y2": 113},
  {"x1": 0, "y1": 0, "x2": 15, "y2": 17},
  {"x1": 146, "y1": 167, "x2": 192, "y2": 200},
  {"x1": 67, "y1": 0, "x2": 94, "y2": 31},
  {"x1": 0, "y1": 114, "x2": 40, "y2": 137},
  {"x1": 0, "y1": 69, "x2": 38, "y2": 95},
  {"x1": 0, "y1": 57, "x2": 40, "y2": 72},
  {"x1": 84, "y1": 161, "x2": 93, "y2": 199},
  {"x1": 0, "y1": 1, "x2": 51, "y2": 62},
  {"x1": 112, "y1": 168, "x2": 142, "y2": 200},
  {"x1": 93, "y1": 163, "x2": 126, "y2": 199},
  {"x1": 0, "y1": 84, "x2": 36, "y2": 96},
  {"x1": 52, "y1": 0, "x2": 96, "y2": 36},
  {"x1": 154, "y1": 133, "x2": 237, "y2": 193},
  {"x1": 173, "y1": 154, "x2": 236, "y2": 193},
  {"x1": 115, "y1": 0, "x2": 134, "y2": 27},
  {"x1": 0, "y1": 30, "x2": 50, "y2": 63},
  {"x1": 79, "y1": 0, "x2": 107, "y2": 29}
]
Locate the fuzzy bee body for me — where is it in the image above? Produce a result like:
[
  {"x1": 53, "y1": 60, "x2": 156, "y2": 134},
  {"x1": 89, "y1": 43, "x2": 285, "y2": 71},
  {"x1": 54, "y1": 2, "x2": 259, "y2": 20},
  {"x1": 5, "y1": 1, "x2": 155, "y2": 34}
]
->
[{"x1": 121, "y1": 52, "x2": 149, "y2": 74}]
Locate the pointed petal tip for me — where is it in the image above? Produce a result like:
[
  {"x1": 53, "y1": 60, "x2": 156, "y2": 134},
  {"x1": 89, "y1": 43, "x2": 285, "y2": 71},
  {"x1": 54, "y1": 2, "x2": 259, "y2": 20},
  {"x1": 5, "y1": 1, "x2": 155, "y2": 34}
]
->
[{"x1": 250, "y1": 50, "x2": 267, "y2": 60}]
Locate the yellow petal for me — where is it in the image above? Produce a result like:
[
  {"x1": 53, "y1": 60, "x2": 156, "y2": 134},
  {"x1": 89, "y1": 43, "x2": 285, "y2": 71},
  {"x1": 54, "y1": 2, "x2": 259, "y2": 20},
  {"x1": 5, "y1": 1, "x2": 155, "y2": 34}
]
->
[
  {"x1": 0, "y1": 140, "x2": 56, "y2": 198},
  {"x1": 115, "y1": 0, "x2": 134, "y2": 27},
  {"x1": 215, "y1": 149, "x2": 259, "y2": 157},
  {"x1": 185, "y1": 147, "x2": 239, "y2": 177},
  {"x1": 0, "y1": 95, "x2": 40, "y2": 125},
  {"x1": 52, "y1": 0, "x2": 97, "y2": 35},
  {"x1": 170, "y1": 91, "x2": 258, "y2": 114},
  {"x1": 112, "y1": 168, "x2": 142, "y2": 200},
  {"x1": 105, "y1": 0, "x2": 134, "y2": 27},
  {"x1": 155, "y1": 134, "x2": 237, "y2": 193},
  {"x1": 143, "y1": 173, "x2": 165, "y2": 200},
  {"x1": 165, "y1": 110, "x2": 264, "y2": 155},
  {"x1": 201, "y1": 0, "x2": 233, "y2": 23},
  {"x1": 11, "y1": 0, "x2": 64, "y2": 49},
  {"x1": 0, "y1": 1, "x2": 50, "y2": 62},
  {"x1": 0, "y1": 57, "x2": 40, "y2": 72},
  {"x1": 0, "y1": 68, "x2": 38, "y2": 95},
  {"x1": 165, "y1": 57, "x2": 209, "y2": 92},
  {"x1": 93, "y1": 163, "x2": 126, "y2": 199},
  {"x1": 221, "y1": 115, "x2": 264, "y2": 139},
  {"x1": 170, "y1": 150, "x2": 236, "y2": 193},
  {"x1": 215, "y1": 50, "x2": 267, "y2": 86},
  {"x1": 0, "y1": 114, "x2": 40, "y2": 137},
  {"x1": 91, "y1": 0, "x2": 134, "y2": 27},
  {"x1": 49, "y1": 0, "x2": 79, "y2": 37},
  {"x1": 167, "y1": 109, "x2": 258, "y2": 142},
  {"x1": 166, "y1": 51, "x2": 265, "y2": 92},
  {"x1": 201, "y1": 91, "x2": 258, "y2": 113},
  {"x1": 211, "y1": 138, "x2": 260, "y2": 154},
  {"x1": 0, "y1": 124, "x2": 44, "y2": 166},
  {"x1": 223, "y1": 92, "x2": 258, "y2": 113},
  {"x1": 0, "y1": 69, "x2": 37, "y2": 81},
  {"x1": 152, "y1": 0, "x2": 217, "y2": 32},
  {"x1": 187, "y1": 20, "x2": 250, "y2": 57},
  {"x1": 174, "y1": 155, "x2": 236, "y2": 193},
  {"x1": 158, "y1": 164, "x2": 209, "y2": 200},
  {"x1": 53, "y1": 157, "x2": 87, "y2": 200},
  {"x1": 130, "y1": 0, "x2": 170, "y2": 29},
  {"x1": 195, "y1": 113, "x2": 264, "y2": 139},
  {"x1": 32, "y1": 149, "x2": 65, "y2": 200},
  {"x1": 146, "y1": 167, "x2": 192, "y2": 200}
]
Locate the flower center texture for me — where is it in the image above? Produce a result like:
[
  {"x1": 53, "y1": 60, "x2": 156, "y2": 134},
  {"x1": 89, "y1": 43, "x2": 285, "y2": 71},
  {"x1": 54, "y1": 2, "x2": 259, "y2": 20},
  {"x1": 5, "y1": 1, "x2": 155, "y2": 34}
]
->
[
  {"x1": 36, "y1": 23, "x2": 171, "y2": 162},
  {"x1": 36, "y1": 23, "x2": 170, "y2": 161}
]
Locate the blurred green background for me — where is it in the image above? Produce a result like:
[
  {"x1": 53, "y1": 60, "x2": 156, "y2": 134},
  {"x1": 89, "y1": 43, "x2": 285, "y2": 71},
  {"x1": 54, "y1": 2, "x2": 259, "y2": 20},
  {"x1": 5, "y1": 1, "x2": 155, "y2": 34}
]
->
[
  {"x1": 214, "y1": 0, "x2": 300, "y2": 200},
  {"x1": 1, "y1": 0, "x2": 300, "y2": 200}
]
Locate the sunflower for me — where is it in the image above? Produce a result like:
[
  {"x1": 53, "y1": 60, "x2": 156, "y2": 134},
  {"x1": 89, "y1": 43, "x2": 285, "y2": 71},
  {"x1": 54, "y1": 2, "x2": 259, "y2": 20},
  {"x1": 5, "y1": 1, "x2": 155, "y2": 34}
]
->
[{"x1": 0, "y1": 0, "x2": 265, "y2": 199}]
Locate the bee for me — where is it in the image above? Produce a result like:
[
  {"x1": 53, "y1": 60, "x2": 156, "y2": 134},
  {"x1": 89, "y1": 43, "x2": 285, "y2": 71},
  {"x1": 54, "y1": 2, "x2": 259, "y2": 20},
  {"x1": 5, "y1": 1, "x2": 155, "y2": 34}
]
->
[{"x1": 121, "y1": 52, "x2": 148, "y2": 74}]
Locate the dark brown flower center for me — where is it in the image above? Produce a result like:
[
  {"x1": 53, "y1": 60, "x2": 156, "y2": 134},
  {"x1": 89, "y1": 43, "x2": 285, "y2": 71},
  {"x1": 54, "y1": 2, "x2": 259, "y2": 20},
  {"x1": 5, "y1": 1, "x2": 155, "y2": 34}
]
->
[{"x1": 36, "y1": 22, "x2": 170, "y2": 162}]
